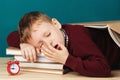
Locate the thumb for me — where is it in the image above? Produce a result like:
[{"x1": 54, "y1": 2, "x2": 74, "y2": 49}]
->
[{"x1": 36, "y1": 48, "x2": 41, "y2": 54}]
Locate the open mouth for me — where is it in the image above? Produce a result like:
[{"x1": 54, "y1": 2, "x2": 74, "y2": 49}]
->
[{"x1": 54, "y1": 44, "x2": 61, "y2": 50}]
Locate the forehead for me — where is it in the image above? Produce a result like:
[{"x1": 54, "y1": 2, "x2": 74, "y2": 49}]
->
[{"x1": 31, "y1": 22, "x2": 52, "y2": 30}]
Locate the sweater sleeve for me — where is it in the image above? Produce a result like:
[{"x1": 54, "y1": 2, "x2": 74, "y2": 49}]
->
[
  {"x1": 64, "y1": 25, "x2": 111, "y2": 77},
  {"x1": 7, "y1": 31, "x2": 20, "y2": 48},
  {"x1": 65, "y1": 54, "x2": 111, "y2": 77}
]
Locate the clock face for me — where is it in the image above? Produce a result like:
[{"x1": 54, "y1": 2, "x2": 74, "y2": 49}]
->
[
  {"x1": 10, "y1": 64, "x2": 19, "y2": 73},
  {"x1": 7, "y1": 61, "x2": 20, "y2": 75}
]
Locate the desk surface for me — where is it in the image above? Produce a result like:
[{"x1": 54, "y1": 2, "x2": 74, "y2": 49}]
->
[{"x1": 0, "y1": 57, "x2": 120, "y2": 80}]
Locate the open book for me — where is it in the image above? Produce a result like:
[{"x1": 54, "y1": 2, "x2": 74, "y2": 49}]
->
[{"x1": 86, "y1": 24, "x2": 120, "y2": 47}]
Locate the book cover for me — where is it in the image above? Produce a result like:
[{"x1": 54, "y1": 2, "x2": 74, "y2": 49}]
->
[
  {"x1": 86, "y1": 25, "x2": 120, "y2": 47},
  {"x1": 6, "y1": 47, "x2": 44, "y2": 56},
  {"x1": 19, "y1": 62, "x2": 64, "y2": 70},
  {"x1": 21, "y1": 67, "x2": 69, "y2": 75}
]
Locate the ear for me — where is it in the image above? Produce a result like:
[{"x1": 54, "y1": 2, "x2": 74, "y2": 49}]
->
[{"x1": 51, "y1": 18, "x2": 62, "y2": 29}]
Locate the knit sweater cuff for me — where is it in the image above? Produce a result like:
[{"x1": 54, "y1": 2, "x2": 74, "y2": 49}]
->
[{"x1": 65, "y1": 54, "x2": 81, "y2": 70}]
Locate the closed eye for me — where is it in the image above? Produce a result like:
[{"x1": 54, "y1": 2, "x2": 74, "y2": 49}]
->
[{"x1": 45, "y1": 32, "x2": 51, "y2": 37}]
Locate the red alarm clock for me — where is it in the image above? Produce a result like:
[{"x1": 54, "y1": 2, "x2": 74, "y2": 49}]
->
[{"x1": 7, "y1": 60, "x2": 20, "y2": 75}]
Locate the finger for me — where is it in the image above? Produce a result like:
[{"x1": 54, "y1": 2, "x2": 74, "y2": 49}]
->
[
  {"x1": 41, "y1": 49, "x2": 53, "y2": 58},
  {"x1": 21, "y1": 50, "x2": 26, "y2": 58},
  {"x1": 36, "y1": 48, "x2": 41, "y2": 56},
  {"x1": 44, "y1": 55, "x2": 54, "y2": 61},
  {"x1": 27, "y1": 49, "x2": 34, "y2": 63},
  {"x1": 44, "y1": 42, "x2": 56, "y2": 52},
  {"x1": 41, "y1": 45, "x2": 53, "y2": 55},
  {"x1": 31, "y1": 48, "x2": 37, "y2": 62},
  {"x1": 24, "y1": 52, "x2": 30, "y2": 62},
  {"x1": 36, "y1": 48, "x2": 40, "y2": 54}
]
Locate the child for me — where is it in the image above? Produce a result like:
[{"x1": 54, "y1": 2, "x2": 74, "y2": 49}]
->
[{"x1": 7, "y1": 11, "x2": 120, "y2": 77}]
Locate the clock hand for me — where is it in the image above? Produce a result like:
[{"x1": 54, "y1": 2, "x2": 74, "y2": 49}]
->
[{"x1": 11, "y1": 67, "x2": 15, "y2": 69}]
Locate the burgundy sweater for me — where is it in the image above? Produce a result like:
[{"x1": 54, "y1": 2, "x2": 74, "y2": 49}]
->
[{"x1": 7, "y1": 24, "x2": 120, "y2": 77}]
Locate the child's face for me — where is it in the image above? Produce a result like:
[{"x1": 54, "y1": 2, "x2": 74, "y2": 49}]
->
[{"x1": 28, "y1": 19, "x2": 65, "y2": 50}]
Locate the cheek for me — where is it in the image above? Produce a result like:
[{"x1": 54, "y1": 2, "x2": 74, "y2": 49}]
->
[
  {"x1": 52, "y1": 33, "x2": 64, "y2": 44},
  {"x1": 31, "y1": 32, "x2": 40, "y2": 43},
  {"x1": 30, "y1": 35, "x2": 40, "y2": 47}
]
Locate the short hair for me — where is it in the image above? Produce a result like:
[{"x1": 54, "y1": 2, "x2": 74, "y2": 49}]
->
[{"x1": 18, "y1": 11, "x2": 52, "y2": 43}]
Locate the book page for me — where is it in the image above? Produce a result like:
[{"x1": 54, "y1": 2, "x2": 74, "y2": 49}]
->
[
  {"x1": 108, "y1": 22, "x2": 120, "y2": 34},
  {"x1": 108, "y1": 27, "x2": 120, "y2": 47},
  {"x1": 113, "y1": 32, "x2": 120, "y2": 47},
  {"x1": 86, "y1": 25, "x2": 108, "y2": 29}
]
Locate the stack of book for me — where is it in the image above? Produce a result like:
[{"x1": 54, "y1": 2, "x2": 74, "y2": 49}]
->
[{"x1": 6, "y1": 47, "x2": 70, "y2": 74}]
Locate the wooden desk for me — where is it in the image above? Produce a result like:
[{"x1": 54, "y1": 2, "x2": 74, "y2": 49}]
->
[{"x1": 0, "y1": 57, "x2": 120, "y2": 80}]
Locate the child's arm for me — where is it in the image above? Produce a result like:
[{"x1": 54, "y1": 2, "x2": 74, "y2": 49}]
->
[
  {"x1": 7, "y1": 31, "x2": 40, "y2": 62},
  {"x1": 20, "y1": 43, "x2": 40, "y2": 63},
  {"x1": 7, "y1": 31, "x2": 20, "y2": 48}
]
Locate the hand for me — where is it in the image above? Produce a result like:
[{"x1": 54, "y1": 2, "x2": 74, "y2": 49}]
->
[
  {"x1": 20, "y1": 43, "x2": 39, "y2": 62},
  {"x1": 41, "y1": 42, "x2": 69, "y2": 64}
]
